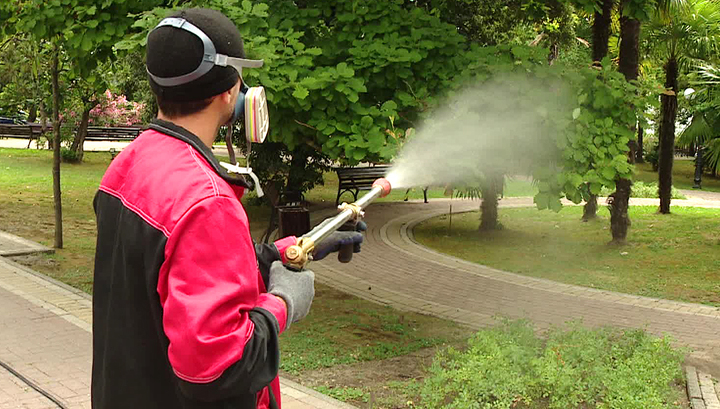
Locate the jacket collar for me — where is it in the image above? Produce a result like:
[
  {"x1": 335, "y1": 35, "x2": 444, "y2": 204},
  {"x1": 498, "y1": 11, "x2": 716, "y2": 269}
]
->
[{"x1": 149, "y1": 119, "x2": 252, "y2": 189}]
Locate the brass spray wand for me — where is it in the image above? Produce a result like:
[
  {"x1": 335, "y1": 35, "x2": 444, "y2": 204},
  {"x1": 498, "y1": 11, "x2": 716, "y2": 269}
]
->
[{"x1": 284, "y1": 178, "x2": 392, "y2": 270}]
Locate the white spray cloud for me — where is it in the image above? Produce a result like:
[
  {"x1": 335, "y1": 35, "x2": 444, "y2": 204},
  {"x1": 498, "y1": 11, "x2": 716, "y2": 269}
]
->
[{"x1": 385, "y1": 74, "x2": 572, "y2": 190}]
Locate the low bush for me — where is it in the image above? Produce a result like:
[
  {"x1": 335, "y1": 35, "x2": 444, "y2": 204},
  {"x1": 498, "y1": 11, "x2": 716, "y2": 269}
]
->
[
  {"x1": 420, "y1": 320, "x2": 685, "y2": 409},
  {"x1": 600, "y1": 181, "x2": 685, "y2": 199},
  {"x1": 60, "y1": 147, "x2": 80, "y2": 163}
]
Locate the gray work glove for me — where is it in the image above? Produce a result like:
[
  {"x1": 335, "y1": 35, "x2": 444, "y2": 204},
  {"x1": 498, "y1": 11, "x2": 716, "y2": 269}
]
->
[
  {"x1": 267, "y1": 261, "x2": 315, "y2": 329},
  {"x1": 312, "y1": 221, "x2": 367, "y2": 261}
]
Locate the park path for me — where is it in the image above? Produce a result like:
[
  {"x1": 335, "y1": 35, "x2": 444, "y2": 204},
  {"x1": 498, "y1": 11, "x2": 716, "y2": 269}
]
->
[
  {"x1": 310, "y1": 193, "x2": 720, "y2": 377},
  {"x1": 0, "y1": 235, "x2": 355, "y2": 408},
  {"x1": 2, "y1": 191, "x2": 720, "y2": 407}
]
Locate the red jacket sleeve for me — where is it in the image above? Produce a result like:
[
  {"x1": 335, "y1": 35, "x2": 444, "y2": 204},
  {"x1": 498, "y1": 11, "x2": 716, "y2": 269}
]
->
[{"x1": 157, "y1": 195, "x2": 287, "y2": 390}]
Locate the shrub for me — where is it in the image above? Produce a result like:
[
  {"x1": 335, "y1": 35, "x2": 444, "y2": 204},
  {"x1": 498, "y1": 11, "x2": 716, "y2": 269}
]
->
[
  {"x1": 60, "y1": 147, "x2": 80, "y2": 163},
  {"x1": 645, "y1": 142, "x2": 660, "y2": 171},
  {"x1": 599, "y1": 181, "x2": 685, "y2": 199},
  {"x1": 420, "y1": 320, "x2": 685, "y2": 409}
]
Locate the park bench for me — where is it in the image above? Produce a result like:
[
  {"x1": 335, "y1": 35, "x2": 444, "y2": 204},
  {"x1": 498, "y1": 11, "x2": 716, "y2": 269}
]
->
[
  {"x1": 85, "y1": 126, "x2": 142, "y2": 141},
  {"x1": 335, "y1": 165, "x2": 391, "y2": 205},
  {"x1": 0, "y1": 123, "x2": 46, "y2": 139},
  {"x1": 0, "y1": 123, "x2": 48, "y2": 147},
  {"x1": 335, "y1": 165, "x2": 429, "y2": 205}
]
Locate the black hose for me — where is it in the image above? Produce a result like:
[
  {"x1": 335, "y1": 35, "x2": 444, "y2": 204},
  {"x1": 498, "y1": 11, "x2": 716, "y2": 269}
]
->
[{"x1": 0, "y1": 358, "x2": 69, "y2": 409}]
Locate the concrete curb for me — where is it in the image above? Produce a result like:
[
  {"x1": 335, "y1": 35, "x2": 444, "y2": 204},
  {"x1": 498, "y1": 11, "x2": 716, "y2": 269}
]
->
[
  {"x1": 0, "y1": 231, "x2": 53, "y2": 256},
  {"x1": 280, "y1": 378, "x2": 358, "y2": 409},
  {"x1": 688, "y1": 366, "x2": 720, "y2": 409}
]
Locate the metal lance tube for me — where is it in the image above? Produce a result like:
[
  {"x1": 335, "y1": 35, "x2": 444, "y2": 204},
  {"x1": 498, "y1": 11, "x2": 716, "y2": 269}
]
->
[{"x1": 284, "y1": 178, "x2": 392, "y2": 269}]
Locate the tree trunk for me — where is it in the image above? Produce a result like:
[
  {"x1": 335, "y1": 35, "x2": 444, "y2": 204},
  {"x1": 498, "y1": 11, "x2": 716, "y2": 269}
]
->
[
  {"x1": 51, "y1": 48, "x2": 63, "y2": 249},
  {"x1": 610, "y1": 8, "x2": 640, "y2": 243},
  {"x1": 71, "y1": 103, "x2": 91, "y2": 162},
  {"x1": 582, "y1": 194, "x2": 598, "y2": 221},
  {"x1": 618, "y1": 13, "x2": 640, "y2": 81},
  {"x1": 45, "y1": 98, "x2": 54, "y2": 150},
  {"x1": 479, "y1": 174, "x2": 503, "y2": 231},
  {"x1": 636, "y1": 125, "x2": 644, "y2": 163},
  {"x1": 584, "y1": 0, "x2": 613, "y2": 221},
  {"x1": 592, "y1": 0, "x2": 613, "y2": 63},
  {"x1": 28, "y1": 105, "x2": 38, "y2": 122},
  {"x1": 39, "y1": 101, "x2": 49, "y2": 150},
  {"x1": 608, "y1": 178, "x2": 631, "y2": 243},
  {"x1": 658, "y1": 57, "x2": 678, "y2": 214}
]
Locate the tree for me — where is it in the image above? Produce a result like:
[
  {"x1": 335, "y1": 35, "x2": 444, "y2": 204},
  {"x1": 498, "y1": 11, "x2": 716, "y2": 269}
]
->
[
  {"x1": 583, "y1": 0, "x2": 616, "y2": 221},
  {"x1": 592, "y1": 0, "x2": 615, "y2": 63},
  {"x1": 677, "y1": 64, "x2": 720, "y2": 175},
  {"x1": 412, "y1": 0, "x2": 531, "y2": 46},
  {"x1": 0, "y1": 35, "x2": 52, "y2": 142},
  {"x1": 534, "y1": 58, "x2": 646, "y2": 228},
  {"x1": 6, "y1": 0, "x2": 163, "y2": 248},
  {"x1": 609, "y1": 0, "x2": 655, "y2": 243},
  {"x1": 646, "y1": 0, "x2": 720, "y2": 213},
  {"x1": 120, "y1": 0, "x2": 491, "y2": 202}
]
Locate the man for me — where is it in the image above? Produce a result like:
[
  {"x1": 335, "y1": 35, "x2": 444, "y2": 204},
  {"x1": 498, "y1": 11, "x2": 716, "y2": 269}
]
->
[{"x1": 92, "y1": 8, "x2": 362, "y2": 409}]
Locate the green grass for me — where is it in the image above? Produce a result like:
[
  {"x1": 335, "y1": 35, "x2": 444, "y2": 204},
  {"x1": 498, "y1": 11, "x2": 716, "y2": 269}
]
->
[
  {"x1": 0, "y1": 147, "x2": 470, "y2": 404},
  {"x1": 303, "y1": 172, "x2": 538, "y2": 206},
  {"x1": 635, "y1": 160, "x2": 720, "y2": 193},
  {"x1": 312, "y1": 385, "x2": 370, "y2": 403},
  {"x1": 280, "y1": 283, "x2": 469, "y2": 375},
  {"x1": 414, "y1": 205, "x2": 720, "y2": 306},
  {"x1": 0, "y1": 148, "x2": 111, "y2": 292}
]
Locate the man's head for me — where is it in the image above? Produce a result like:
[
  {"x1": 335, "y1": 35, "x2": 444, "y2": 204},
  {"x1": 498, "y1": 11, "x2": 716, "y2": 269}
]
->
[{"x1": 146, "y1": 8, "x2": 244, "y2": 119}]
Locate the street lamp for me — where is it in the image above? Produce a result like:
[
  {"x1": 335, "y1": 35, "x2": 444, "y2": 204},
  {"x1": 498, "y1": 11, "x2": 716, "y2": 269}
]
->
[{"x1": 693, "y1": 146, "x2": 704, "y2": 189}]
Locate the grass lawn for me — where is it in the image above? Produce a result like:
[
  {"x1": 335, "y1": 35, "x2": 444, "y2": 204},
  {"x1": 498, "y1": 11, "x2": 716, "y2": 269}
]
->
[
  {"x1": 414, "y1": 205, "x2": 720, "y2": 307},
  {"x1": 635, "y1": 159, "x2": 720, "y2": 193},
  {"x1": 0, "y1": 147, "x2": 471, "y2": 408}
]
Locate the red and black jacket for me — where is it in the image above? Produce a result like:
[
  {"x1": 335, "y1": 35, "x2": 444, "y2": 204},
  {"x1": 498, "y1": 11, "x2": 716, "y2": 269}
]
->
[{"x1": 91, "y1": 119, "x2": 295, "y2": 409}]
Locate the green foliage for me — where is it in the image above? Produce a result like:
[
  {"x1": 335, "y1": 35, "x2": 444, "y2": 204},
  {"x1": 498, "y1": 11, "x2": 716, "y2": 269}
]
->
[
  {"x1": 60, "y1": 146, "x2": 80, "y2": 163},
  {"x1": 421, "y1": 319, "x2": 540, "y2": 408},
  {"x1": 599, "y1": 180, "x2": 685, "y2": 199},
  {"x1": 0, "y1": 35, "x2": 52, "y2": 122},
  {"x1": 622, "y1": 0, "x2": 659, "y2": 21},
  {"x1": 533, "y1": 58, "x2": 656, "y2": 212},
  {"x1": 678, "y1": 60, "x2": 720, "y2": 175},
  {"x1": 118, "y1": 0, "x2": 558, "y2": 196},
  {"x1": 416, "y1": 0, "x2": 532, "y2": 46},
  {"x1": 279, "y1": 298, "x2": 463, "y2": 375},
  {"x1": 420, "y1": 320, "x2": 685, "y2": 409},
  {"x1": 645, "y1": 141, "x2": 660, "y2": 170},
  {"x1": 9, "y1": 0, "x2": 164, "y2": 74}
]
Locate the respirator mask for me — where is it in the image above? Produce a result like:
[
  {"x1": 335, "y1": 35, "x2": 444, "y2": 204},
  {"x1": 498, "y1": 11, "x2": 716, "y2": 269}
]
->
[{"x1": 148, "y1": 17, "x2": 269, "y2": 196}]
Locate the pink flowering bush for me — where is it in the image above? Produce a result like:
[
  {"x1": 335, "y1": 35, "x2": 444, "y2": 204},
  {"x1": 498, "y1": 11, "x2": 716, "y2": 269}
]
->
[{"x1": 89, "y1": 90, "x2": 145, "y2": 126}]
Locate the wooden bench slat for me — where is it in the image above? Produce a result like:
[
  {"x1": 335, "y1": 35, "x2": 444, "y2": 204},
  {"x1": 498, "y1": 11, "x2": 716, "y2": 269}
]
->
[{"x1": 334, "y1": 165, "x2": 392, "y2": 205}]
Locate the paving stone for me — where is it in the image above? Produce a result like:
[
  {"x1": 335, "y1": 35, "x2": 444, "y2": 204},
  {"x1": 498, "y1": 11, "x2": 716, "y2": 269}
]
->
[
  {"x1": 0, "y1": 254, "x2": 356, "y2": 408},
  {"x1": 310, "y1": 198, "x2": 720, "y2": 373},
  {"x1": 688, "y1": 366, "x2": 703, "y2": 399},
  {"x1": 693, "y1": 397, "x2": 708, "y2": 409},
  {"x1": 700, "y1": 372, "x2": 720, "y2": 409}
]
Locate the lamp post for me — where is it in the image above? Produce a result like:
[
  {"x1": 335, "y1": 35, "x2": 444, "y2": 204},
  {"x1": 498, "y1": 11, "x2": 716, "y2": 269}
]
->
[{"x1": 693, "y1": 145, "x2": 704, "y2": 189}]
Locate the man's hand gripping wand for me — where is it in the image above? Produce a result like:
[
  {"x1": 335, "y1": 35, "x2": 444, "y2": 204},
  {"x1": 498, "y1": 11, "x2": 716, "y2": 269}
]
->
[{"x1": 284, "y1": 178, "x2": 392, "y2": 270}]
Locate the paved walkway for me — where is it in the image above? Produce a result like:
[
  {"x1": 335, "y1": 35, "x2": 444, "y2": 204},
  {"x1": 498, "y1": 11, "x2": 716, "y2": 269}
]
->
[
  {"x1": 310, "y1": 194, "x2": 720, "y2": 377},
  {"x1": 3, "y1": 191, "x2": 720, "y2": 407},
  {"x1": 0, "y1": 251, "x2": 354, "y2": 408}
]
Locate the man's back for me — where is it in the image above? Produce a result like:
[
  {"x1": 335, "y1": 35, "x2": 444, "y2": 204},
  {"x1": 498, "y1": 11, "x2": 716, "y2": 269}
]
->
[{"x1": 91, "y1": 127, "x2": 277, "y2": 408}]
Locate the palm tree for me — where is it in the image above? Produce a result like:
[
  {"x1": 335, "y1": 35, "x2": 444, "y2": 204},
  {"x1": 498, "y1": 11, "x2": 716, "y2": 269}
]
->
[
  {"x1": 583, "y1": 0, "x2": 616, "y2": 222},
  {"x1": 677, "y1": 64, "x2": 720, "y2": 174},
  {"x1": 646, "y1": 0, "x2": 720, "y2": 213},
  {"x1": 608, "y1": 0, "x2": 641, "y2": 243}
]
